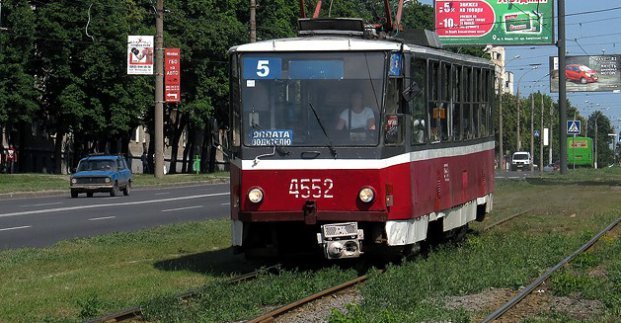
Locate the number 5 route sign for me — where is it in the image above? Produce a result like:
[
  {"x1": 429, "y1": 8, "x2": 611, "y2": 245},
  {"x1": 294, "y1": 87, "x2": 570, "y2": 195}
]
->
[
  {"x1": 435, "y1": 0, "x2": 555, "y2": 46},
  {"x1": 567, "y1": 120, "x2": 581, "y2": 135}
]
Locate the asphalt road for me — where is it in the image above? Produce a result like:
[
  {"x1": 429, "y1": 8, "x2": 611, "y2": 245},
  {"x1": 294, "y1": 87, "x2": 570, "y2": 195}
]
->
[{"x1": 0, "y1": 183, "x2": 230, "y2": 249}]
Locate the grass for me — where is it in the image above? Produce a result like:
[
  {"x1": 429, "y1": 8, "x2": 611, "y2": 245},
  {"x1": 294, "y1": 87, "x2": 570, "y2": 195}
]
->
[
  {"x1": 3, "y1": 169, "x2": 621, "y2": 322},
  {"x1": 0, "y1": 219, "x2": 244, "y2": 322},
  {"x1": 331, "y1": 175, "x2": 621, "y2": 322},
  {"x1": 0, "y1": 172, "x2": 228, "y2": 194}
]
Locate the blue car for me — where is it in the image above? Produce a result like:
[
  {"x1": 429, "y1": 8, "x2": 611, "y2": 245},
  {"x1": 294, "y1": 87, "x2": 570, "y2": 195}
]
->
[{"x1": 70, "y1": 155, "x2": 132, "y2": 198}]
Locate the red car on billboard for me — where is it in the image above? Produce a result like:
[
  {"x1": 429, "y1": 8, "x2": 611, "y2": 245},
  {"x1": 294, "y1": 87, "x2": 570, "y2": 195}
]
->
[{"x1": 565, "y1": 64, "x2": 598, "y2": 84}]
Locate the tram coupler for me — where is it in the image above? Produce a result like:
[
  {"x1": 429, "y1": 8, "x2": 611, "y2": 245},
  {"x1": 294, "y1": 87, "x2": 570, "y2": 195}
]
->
[
  {"x1": 303, "y1": 200, "x2": 317, "y2": 225},
  {"x1": 316, "y1": 222, "x2": 364, "y2": 259}
]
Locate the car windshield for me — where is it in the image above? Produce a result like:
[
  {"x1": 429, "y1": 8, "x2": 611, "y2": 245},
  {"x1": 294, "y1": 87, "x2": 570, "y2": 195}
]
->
[
  {"x1": 240, "y1": 52, "x2": 386, "y2": 147},
  {"x1": 77, "y1": 159, "x2": 117, "y2": 171},
  {"x1": 513, "y1": 153, "x2": 529, "y2": 160},
  {"x1": 579, "y1": 66, "x2": 593, "y2": 72}
]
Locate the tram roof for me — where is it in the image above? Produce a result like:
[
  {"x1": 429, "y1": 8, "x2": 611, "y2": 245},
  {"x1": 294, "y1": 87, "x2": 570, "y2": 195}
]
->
[{"x1": 229, "y1": 36, "x2": 492, "y2": 68}]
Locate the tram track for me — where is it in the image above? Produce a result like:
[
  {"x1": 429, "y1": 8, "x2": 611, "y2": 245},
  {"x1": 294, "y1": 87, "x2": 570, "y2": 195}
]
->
[
  {"x1": 244, "y1": 210, "x2": 533, "y2": 322},
  {"x1": 86, "y1": 264, "x2": 281, "y2": 323},
  {"x1": 89, "y1": 209, "x2": 533, "y2": 323},
  {"x1": 481, "y1": 215, "x2": 621, "y2": 322}
]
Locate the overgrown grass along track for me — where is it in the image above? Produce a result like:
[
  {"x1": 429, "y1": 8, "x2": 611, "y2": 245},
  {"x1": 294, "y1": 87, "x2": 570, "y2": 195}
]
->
[
  {"x1": 482, "y1": 215, "x2": 621, "y2": 322},
  {"x1": 244, "y1": 210, "x2": 531, "y2": 322},
  {"x1": 87, "y1": 265, "x2": 281, "y2": 323}
]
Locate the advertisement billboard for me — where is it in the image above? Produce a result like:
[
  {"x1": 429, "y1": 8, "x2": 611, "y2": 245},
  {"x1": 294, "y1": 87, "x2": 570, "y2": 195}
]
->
[
  {"x1": 435, "y1": 0, "x2": 554, "y2": 46},
  {"x1": 127, "y1": 35, "x2": 154, "y2": 75},
  {"x1": 550, "y1": 55, "x2": 621, "y2": 93},
  {"x1": 165, "y1": 48, "x2": 181, "y2": 103}
]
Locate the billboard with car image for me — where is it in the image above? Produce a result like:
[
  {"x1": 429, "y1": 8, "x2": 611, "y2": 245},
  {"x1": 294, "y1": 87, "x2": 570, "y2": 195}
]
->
[{"x1": 550, "y1": 55, "x2": 621, "y2": 92}]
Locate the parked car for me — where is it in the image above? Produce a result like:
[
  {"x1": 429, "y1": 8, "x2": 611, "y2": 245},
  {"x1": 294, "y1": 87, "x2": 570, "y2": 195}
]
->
[
  {"x1": 70, "y1": 154, "x2": 132, "y2": 198},
  {"x1": 565, "y1": 64, "x2": 598, "y2": 84},
  {"x1": 543, "y1": 161, "x2": 560, "y2": 172}
]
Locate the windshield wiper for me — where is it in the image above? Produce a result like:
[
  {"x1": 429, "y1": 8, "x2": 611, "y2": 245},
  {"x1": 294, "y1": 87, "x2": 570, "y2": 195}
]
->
[{"x1": 308, "y1": 103, "x2": 337, "y2": 158}]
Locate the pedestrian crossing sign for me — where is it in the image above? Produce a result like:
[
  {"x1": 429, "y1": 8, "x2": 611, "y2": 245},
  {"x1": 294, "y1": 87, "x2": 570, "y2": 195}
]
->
[{"x1": 567, "y1": 120, "x2": 581, "y2": 135}]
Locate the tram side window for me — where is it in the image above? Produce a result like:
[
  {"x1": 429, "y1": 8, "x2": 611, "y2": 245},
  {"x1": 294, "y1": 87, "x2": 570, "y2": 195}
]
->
[
  {"x1": 384, "y1": 78, "x2": 403, "y2": 145},
  {"x1": 429, "y1": 61, "x2": 448, "y2": 143},
  {"x1": 480, "y1": 69, "x2": 490, "y2": 137},
  {"x1": 409, "y1": 58, "x2": 427, "y2": 145},
  {"x1": 472, "y1": 68, "x2": 480, "y2": 139},
  {"x1": 452, "y1": 66, "x2": 462, "y2": 141},
  {"x1": 462, "y1": 67, "x2": 471, "y2": 139}
]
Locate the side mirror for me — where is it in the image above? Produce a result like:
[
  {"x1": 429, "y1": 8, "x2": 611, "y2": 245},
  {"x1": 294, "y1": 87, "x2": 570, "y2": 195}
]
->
[{"x1": 71, "y1": 168, "x2": 77, "y2": 174}]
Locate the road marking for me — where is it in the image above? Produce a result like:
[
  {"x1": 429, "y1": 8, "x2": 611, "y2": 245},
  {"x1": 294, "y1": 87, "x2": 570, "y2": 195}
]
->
[
  {"x1": 221, "y1": 202, "x2": 230, "y2": 206},
  {"x1": 20, "y1": 202, "x2": 63, "y2": 208},
  {"x1": 161, "y1": 205, "x2": 203, "y2": 213},
  {"x1": 88, "y1": 216, "x2": 116, "y2": 221},
  {"x1": 0, "y1": 225, "x2": 32, "y2": 232},
  {"x1": 155, "y1": 192, "x2": 171, "y2": 196},
  {"x1": 0, "y1": 192, "x2": 229, "y2": 219}
]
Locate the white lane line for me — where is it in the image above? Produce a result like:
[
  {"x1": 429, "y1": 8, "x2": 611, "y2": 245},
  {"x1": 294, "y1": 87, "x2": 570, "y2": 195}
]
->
[
  {"x1": 20, "y1": 202, "x2": 63, "y2": 208},
  {"x1": 155, "y1": 192, "x2": 170, "y2": 196},
  {"x1": 161, "y1": 205, "x2": 203, "y2": 213},
  {"x1": 221, "y1": 202, "x2": 230, "y2": 206},
  {"x1": 0, "y1": 225, "x2": 32, "y2": 232},
  {"x1": 88, "y1": 216, "x2": 116, "y2": 221},
  {"x1": 0, "y1": 192, "x2": 229, "y2": 219}
]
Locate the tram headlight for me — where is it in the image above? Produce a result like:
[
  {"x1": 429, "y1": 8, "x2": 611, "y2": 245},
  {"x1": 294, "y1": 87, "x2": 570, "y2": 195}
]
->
[
  {"x1": 248, "y1": 187, "x2": 264, "y2": 204},
  {"x1": 358, "y1": 187, "x2": 375, "y2": 203}
]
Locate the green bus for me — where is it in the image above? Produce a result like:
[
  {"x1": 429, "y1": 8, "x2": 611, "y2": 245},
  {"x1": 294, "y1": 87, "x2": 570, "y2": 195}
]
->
[{"x1": 567, "y1": 136, "x2": 593, "y2": 167}]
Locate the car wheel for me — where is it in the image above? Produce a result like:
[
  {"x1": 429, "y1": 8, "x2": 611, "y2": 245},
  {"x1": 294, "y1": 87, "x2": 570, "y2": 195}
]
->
[
  {"x1": 87, "y1": 192, "x2": 94, "y2": 198},
  {"x1": 123, "y1": 181, "x2": 131, "y2": 196},
  {"x1": 580, "y1": 77, "x2": 587, "y2": 84},
  {"x1": 71, "y1": 190, "x2": 78, "y2": 198},
  {"x1": 110, "y1": 183, "x2": 120, "y2": 197}
]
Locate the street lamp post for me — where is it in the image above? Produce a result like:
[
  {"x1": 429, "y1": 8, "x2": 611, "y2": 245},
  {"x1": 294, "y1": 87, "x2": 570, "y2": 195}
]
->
[
  {"x1": 516, "y1": 64, "x2": 541, "y2": 151},
  {"x1": 496, "y1": 54, "x2": 520, "y2": 171}
]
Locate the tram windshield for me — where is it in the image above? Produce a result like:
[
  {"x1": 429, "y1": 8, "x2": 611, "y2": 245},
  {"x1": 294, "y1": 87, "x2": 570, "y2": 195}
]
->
[{"x1": 239, "y1": 52, "x2": 386, "y2": 147}]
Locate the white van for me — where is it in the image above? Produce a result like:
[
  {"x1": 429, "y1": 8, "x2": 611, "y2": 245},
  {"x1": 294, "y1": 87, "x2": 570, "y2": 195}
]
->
[{"x1": 511, "y1": 152, "x2": 532, "y2": 171}]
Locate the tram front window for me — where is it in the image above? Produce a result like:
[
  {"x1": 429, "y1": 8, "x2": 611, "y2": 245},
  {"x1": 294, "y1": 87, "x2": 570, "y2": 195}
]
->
[{"x1": 240, "y1": 52, "x2": 385, "y2": 147}]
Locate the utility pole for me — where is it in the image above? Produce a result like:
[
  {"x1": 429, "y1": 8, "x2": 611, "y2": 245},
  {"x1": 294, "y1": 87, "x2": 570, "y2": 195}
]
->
[
  {"x1": 540, "y1": 92, "x2": 544, "y2": 174},
  {"x1": 530, "y1": 93, "x2": 534, "y2": 172},
  {"x1": 595, "y1": 114, "x2": 599, "y2": 169},
  {"x1": 250, "y1": 0, "x2": 257, "y2": 42},
  {"x1": 516, "y1": 88, "x2": 521, "y2": 151},
  {"x1": 549, "y1": 99, "x2": 553, "y2": 165},
  {"x1": 559, "y1": 0, "x2": 568, "y2": 174},
  {"x1": 154, "y1": 0, "x2": 164, "y2": 178}
]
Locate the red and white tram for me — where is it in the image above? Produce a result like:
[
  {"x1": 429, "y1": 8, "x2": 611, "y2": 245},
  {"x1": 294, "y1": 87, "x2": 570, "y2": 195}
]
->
[{"x1": 227, "y1": 18, "x2": 495, "y2": 259}]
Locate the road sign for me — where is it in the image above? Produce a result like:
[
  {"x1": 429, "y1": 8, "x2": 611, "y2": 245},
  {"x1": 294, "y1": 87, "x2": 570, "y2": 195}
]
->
[
  {"x1": 534, "y1": 130, "x2": 540, "y2": 138},
  {"x1": 567, "y1": 120, "x2": 581, "y2": 135}
]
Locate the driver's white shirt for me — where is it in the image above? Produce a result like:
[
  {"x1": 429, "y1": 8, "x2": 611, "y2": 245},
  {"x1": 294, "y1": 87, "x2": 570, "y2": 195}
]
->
[{"x1": 339, "y1": 107, "x2": 374, "y2": 130}]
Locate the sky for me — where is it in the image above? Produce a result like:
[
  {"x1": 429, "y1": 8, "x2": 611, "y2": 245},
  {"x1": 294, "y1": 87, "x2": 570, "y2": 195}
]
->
[{"x1": 419, "y1": 0, "x2": 621, "y2": 130}]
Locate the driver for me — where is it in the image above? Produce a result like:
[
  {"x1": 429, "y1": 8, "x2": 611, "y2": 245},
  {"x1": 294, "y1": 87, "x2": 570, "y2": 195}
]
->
[{"x1": 335, "y1": 91, "x2": 376, "y2": 131}]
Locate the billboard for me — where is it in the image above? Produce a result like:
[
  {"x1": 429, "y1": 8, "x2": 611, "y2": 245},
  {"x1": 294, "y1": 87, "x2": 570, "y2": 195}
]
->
[
  {"x1": 435, "y1": 0, "x2": 554, "y2": 46},
  {"x1": 550, "y1": 55, "x2": 621, "y2": 93},
  {"x1": 165, "y1": 48, "x2": 181, "y2": 103},
  {"x1": 127, "y1": 35, "x2": 154, "y2": 75}
]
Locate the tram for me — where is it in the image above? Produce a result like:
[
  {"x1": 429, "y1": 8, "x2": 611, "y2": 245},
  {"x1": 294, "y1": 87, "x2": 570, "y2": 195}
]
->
[{"x1": 226, "y1": 9, "x2": 495, "y2": 259}]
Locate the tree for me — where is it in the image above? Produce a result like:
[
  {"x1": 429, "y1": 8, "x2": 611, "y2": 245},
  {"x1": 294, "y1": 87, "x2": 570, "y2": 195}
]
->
[{"x1": 0, "y1": 0, "x2": 38, "y2": 150}]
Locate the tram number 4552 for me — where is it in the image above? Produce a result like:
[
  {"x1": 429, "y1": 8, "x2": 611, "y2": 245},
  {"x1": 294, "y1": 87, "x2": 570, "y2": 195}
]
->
[{"x1": 288, "y1": 178, "x2": 334, "y2": 199}]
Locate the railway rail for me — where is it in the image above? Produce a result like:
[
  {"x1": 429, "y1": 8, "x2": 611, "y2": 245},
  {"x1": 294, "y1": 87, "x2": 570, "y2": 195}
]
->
[
  {"x1": 244, "y1": 210, "x2": 532, "y2": 322},
  {"x1": 482, "y1": 215, "x2": 621, "y2": 322},
  {"x1": 88, "y1": 209, "x2": 531, "y2": 323},
  {"x1": 86, "y1": 264, "x2": 281, "y2": 323}
]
